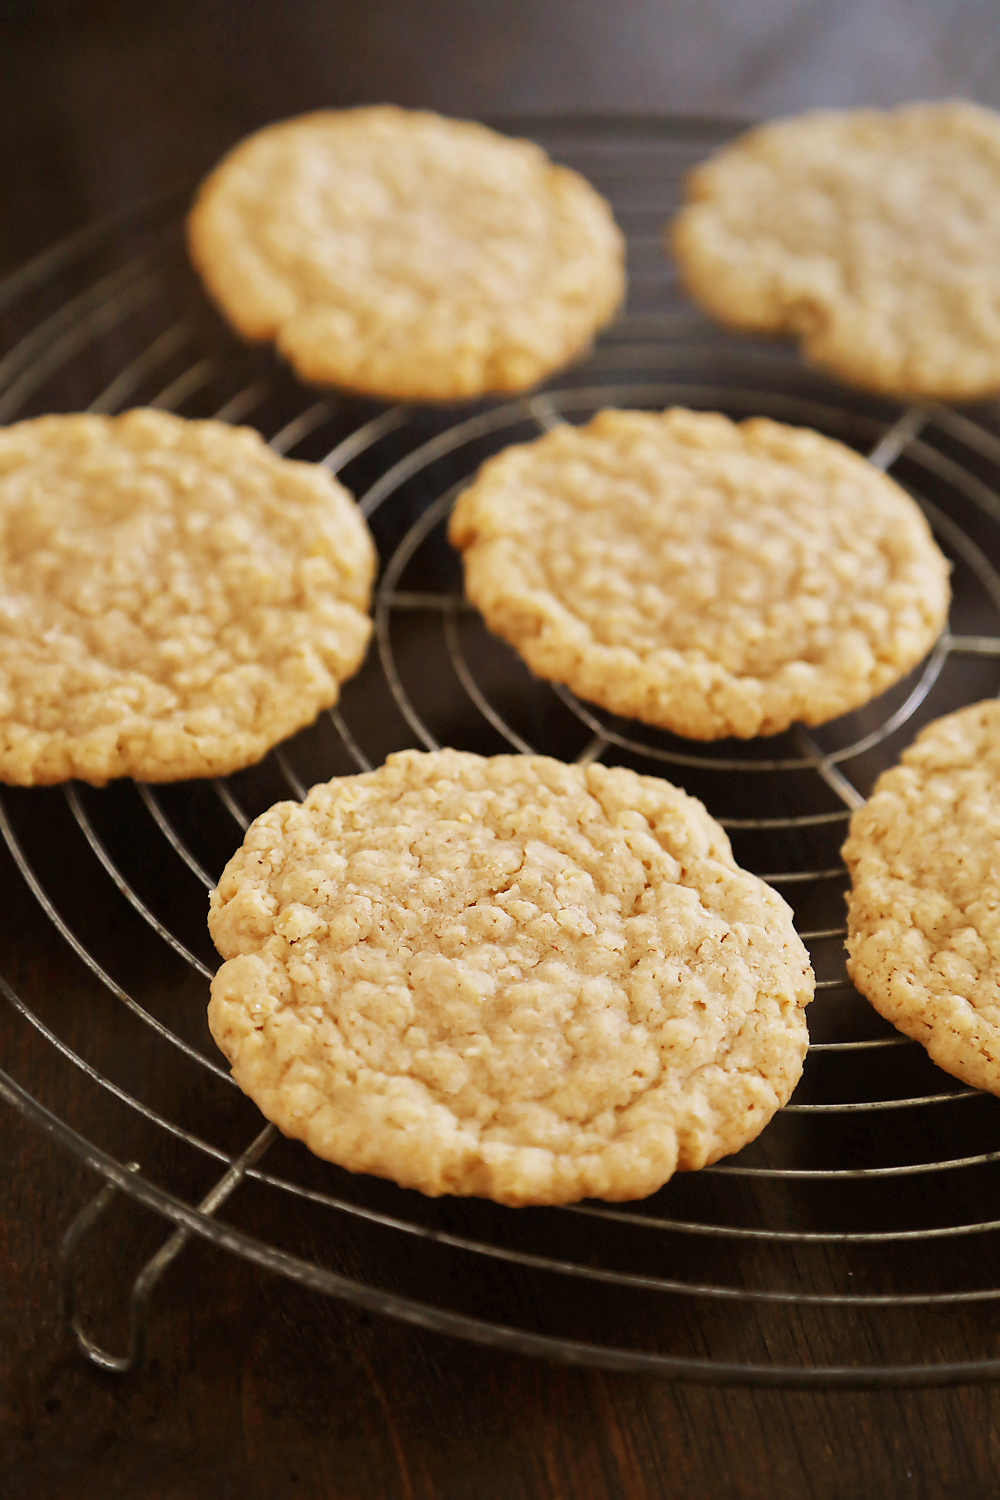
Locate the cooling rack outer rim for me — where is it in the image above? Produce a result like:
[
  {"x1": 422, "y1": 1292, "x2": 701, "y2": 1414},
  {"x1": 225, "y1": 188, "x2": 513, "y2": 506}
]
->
[{"x1": 3, "y1": 1062, "x2": 1000, "y2": 1391}]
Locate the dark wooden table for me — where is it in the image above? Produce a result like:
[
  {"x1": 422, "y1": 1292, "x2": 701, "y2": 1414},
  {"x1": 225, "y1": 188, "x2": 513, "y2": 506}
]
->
[{"x1": 6, "y1": 3, "x2": 1000, "y2": 1495}]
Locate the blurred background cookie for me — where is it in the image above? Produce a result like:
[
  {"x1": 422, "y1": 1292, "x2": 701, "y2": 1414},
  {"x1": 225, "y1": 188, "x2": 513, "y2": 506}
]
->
[
  {"x1": 670, "y1": 102, "x2": 1000, "y2": 400},
  {"x1": 188, "y1": 106, "x2": 625, "y2": 402}
]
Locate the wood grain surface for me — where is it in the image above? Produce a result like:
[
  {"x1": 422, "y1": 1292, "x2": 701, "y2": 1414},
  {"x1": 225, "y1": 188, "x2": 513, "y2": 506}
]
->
[{"x1": 5, "y1": 3, "x2": 1000, "y2": 1495}]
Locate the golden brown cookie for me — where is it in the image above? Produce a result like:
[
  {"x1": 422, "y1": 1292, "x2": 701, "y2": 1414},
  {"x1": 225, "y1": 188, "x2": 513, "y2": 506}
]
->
[
  {"x1": 448, "y1": 408, "x2": 950, "y2": 740},
  {"x1": 188, "y1": 107, "x2": 625, "y2": 402},
  {"x1": 0, "y1": 410, "x2": 376, "y2": 785},
  {"x1": 670, "y1": 102, "x2": 1000, "y2": 400},
  {"x1": 844, "y1": 699, "x2": 1000, "y2": 1094},
  {"x1": 208, "y1": 748, "x2": 814, "y2": 1206}
]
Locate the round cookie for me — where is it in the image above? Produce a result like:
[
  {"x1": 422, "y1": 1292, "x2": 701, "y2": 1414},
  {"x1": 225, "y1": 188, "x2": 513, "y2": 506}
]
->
[
  {"x1": 188, "y1": 107, "x2": 625, "y2": 403},
  {"x1": 844, "y1": 699, "x2": 1000, "y2": 1095},
  {"x1": 447, "y1": 408, "x2": 951, "y2": 741},
  {"x1": 0, "y1": 410, "x2": 376, "y2": 786},
  {"x1": 670, "y1": 102, "x2": 1000, "y2": 401},
  {"x1": 207, "y1": 748, "x2": 814, "y2": 1206}
]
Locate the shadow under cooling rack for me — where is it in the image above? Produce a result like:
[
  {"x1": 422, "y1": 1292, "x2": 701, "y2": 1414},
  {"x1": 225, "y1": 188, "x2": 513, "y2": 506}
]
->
[{"x1": 4, "y1": 116, "x2": 1000, "y2": 1387}]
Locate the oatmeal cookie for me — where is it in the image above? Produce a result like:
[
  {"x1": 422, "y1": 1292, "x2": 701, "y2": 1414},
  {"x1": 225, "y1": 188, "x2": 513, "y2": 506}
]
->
[
  {"x1": 448, "y1": 408, "x2": 950, "y2": 740},
  {"x1": 188, "y1": 107, "x2": 625, "y2": 402},
  {"x1": 670, "y1": 102, "x2": 1000, "y2": 400},
  {"x1": 844, "y1": 699, "x2": 1000, "y2": 1094},
  {"x1": 0, "y1": 410, "x2": 375, "y2": 785},
  {"x1": 208, "y1": 748, "x2": 814, "y2": 1205}
]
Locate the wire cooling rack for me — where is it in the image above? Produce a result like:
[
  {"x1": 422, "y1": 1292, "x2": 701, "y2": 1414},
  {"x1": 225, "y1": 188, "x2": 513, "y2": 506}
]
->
[{"x1": 4, "y1": 116, "x2": 1000, "y2": 1389}]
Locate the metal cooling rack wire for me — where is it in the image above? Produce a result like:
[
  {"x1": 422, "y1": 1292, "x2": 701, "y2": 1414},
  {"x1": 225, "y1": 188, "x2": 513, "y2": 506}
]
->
[{"x1": 4, "y1": 122, "x2": 1000, "y2": 1385}]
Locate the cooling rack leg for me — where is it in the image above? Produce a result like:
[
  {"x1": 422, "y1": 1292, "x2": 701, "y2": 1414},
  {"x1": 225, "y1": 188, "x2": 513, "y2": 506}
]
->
[{"x1": 58, "y1": 1124, "x2": 276, "y2": 1374}]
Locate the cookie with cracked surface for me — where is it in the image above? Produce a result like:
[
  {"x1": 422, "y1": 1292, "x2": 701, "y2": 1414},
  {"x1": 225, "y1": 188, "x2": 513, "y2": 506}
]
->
[
  {"x1": 188, "y1": 107, "x2": 625, "y2": 403},
  {"x1": 844, "y1": 699, "x2": 1000, "y2": 1095},
  {"x1": 207, "y1": 748, "x2": 814, "y2": 1206},
  {"x1": 447, "y1": 407, "x2": 950, "y2": 741},
  {"x1": 670, "y1": 102, "x2": 1000, "y2": 400},
  {"x1": 0, "y1": 410, "x2": 376, "y2": 785}
]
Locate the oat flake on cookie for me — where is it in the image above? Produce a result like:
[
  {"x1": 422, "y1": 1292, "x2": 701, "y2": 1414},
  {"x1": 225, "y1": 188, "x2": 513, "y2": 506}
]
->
[
  {"x1": 670, "y1": 101, "x2": 1000, "y2": 400},
  {"x1": 0, "y1": 410, "x2": 376, "y2": 786},
  {"x1": 844, "y1": 699, "x2": 1000, "y2": 1095},
  {"x1": 188, "y1": 106, "x2": 625, "y2": 403},
  {"x1": 207, "y1": 748, "x2": 814, "y2": 1206},
  {"x1": 448, "y1": 407, "x2": 950, "y2": 741}
]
